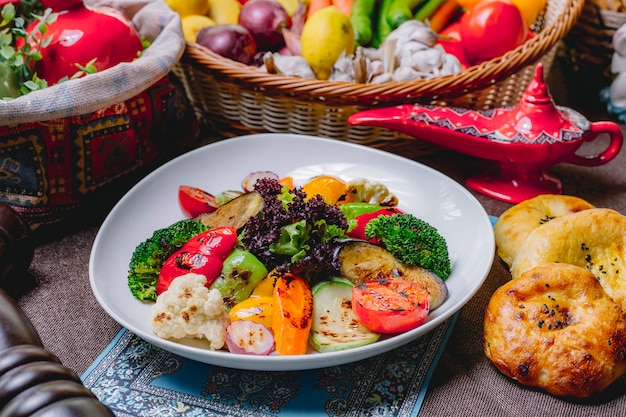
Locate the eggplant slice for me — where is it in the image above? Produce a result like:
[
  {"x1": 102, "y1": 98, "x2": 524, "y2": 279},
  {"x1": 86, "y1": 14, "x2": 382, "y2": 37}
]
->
[
  {"x1": 196, "y1": 191, "x2": 263, "y2": 230},
  {"x1": 335, "y1": 240, "x2": 449, "y2": 310}
]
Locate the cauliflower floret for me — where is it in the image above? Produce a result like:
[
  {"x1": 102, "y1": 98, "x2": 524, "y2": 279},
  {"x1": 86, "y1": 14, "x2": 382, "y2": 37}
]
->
[
  {"x1": 150, "y1": 273, "x2": 229, "y2": 350},
  {"x1": 347, "y1": 178, "x2": 398, "y2": 206}
]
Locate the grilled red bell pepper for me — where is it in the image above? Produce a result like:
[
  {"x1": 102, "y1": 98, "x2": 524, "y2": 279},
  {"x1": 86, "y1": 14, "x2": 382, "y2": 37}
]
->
[
  {"x1": 347, "y1": 206, "x2": 405, "y2": 241},
  {"x1": 156, "y1": 226, "x2": 238, "y2": 295}
]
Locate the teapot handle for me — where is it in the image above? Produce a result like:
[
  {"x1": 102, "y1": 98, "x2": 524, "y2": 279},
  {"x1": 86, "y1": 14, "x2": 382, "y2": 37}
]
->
[{"x1": 564, "y1": 121, "x2": 624, "y2": 167}]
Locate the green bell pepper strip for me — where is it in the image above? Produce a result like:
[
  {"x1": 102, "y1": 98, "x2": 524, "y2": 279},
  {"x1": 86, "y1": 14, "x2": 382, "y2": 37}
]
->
[
  {"x1": 210, "y1": 249, "x2": 269, "y2": 311},
  {"x1": 373, "y1": 0, "x2": 395, "y2": 48}
]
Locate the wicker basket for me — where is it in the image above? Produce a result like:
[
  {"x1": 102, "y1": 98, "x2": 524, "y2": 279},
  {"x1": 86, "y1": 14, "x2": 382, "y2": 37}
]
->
[
  {"x1": 562, "y1": 1, "x2": 626, "y2": 80},
  {"x1": 172, "y1": 0, "x2": 584, "y2": 154}
]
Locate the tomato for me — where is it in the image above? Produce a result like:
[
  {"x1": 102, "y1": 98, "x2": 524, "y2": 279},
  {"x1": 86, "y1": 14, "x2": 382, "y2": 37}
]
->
[
  {"x1": 352, "y1": 278, "x2": 430, "y2": 334},
  {"x1": 438, "y1": 22, "x2": 472, "y2": 69},
  {"x1": 18, "y1": 4, "x2": 143, "y2": 85},
  {"x1": 459, "y1": 0, "x2": 526, "y2": 65},
  {"x1": 178, "y1": 185, "x2": 218, "y2": 218}
]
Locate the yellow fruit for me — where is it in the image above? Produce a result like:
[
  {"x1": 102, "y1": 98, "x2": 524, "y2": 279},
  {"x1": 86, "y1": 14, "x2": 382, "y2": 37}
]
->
[
  {"x1": 164, "y1": 0, "x2": 209, "y2": 18},
  {"x1": 458, "y1": 0, "x2": 547, "y2": 28},
  {"x1": 207, "y1": 0, "x2": 241, "y2": 25},
  {"x1": 181, "y1": 15, "x2": 215, "y2": 42},
  {"x1": 510, "y1": 0, "x2": 547, "y2": 27},
  {"x1": 300, "y1": 6, "x2": 354, "y2": 80},
  {"x1": 301, "y1": 175, "x2": 353, "y2": 205},
  {"x1": 276, "y1": 0, "x2": 299, "y2": 15}
]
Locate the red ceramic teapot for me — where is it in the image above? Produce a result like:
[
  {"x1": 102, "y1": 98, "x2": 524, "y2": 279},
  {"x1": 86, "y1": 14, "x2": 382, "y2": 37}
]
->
[
  {"x1": 348, "y1": 64, "x2": 624, "y2": 204},
  {"x1": 19, "y1": 0, "x2": 143, "y2": 85}
]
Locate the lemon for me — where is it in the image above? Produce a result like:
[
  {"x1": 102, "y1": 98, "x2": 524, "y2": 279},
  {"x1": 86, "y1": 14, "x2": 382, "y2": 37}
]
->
[
  {"x1": 207, "y1": 0, "x2": 241, "y2": 25},
  {"x1": 301, "y1": 6, "x2": 355, "y2": 80},
  {"x1": 164, "y1": 0, "x2": 209, "y2": 18},
  {"x1": 276, "y1": 0, "x2": 299, "y2": 15},
  {"x1": 181, "y1": 15, "x2": 215, "y2": 42}
]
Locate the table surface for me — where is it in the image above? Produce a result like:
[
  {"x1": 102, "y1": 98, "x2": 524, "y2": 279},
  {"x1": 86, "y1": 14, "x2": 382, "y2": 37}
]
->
[{"x1": 14, "y1": 63, "x2": 626, "y2": 416}]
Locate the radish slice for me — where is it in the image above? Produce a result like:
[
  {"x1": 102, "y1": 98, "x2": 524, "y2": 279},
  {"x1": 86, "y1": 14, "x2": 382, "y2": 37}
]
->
[
  {"x1": 241, "y1": 171, "x2": 280, "y2": 192},
  {"x1": 225, "y1": 320, "x2": 275, "y2": 355}
]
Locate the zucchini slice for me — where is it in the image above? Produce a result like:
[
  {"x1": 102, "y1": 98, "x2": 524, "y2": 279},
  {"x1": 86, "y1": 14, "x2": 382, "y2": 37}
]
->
[{"x1": 309, "y1": 279, "x2": 380, "y2": 353}]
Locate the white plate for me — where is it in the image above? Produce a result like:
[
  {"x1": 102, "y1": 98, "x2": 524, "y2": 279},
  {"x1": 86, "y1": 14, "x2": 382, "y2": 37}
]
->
[{"x1": 89, "y1": 133, "x2": 495, "y2": 371}]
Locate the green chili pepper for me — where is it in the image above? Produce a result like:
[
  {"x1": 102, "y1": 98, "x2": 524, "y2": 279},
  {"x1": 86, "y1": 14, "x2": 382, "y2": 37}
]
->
[
  {"x1": 387, "y1": 0, "x2": 424, "y2": 29},
  {"x1": 210, "y1": 249, "x2": 269, "y2": 311},
  {"x1": 373, "y1": 0, "x2": 395, "y2": 48},
  {"x1": 350, "y1": 0, "x2": 377, "y2": 47}
]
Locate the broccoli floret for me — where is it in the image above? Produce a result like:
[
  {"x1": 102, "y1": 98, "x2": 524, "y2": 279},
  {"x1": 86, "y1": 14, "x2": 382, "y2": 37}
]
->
[
  {"x1": 364, "y1": 213, "x2": 451, "y2": 279},
  {"x1": 128, "y1": 219, "x2": 209, "y2": 301}
]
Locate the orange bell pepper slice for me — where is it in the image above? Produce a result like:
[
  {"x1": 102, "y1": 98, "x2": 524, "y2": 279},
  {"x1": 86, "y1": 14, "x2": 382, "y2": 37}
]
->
[{"x1": 272, "y1": 273, "x2": 313, "y2": 355}]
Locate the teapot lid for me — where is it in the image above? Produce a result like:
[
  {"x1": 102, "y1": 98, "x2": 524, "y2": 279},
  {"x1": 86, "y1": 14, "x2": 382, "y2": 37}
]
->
[{"x1": 491, "y1": 63, "x2": 587, "y2": 143}]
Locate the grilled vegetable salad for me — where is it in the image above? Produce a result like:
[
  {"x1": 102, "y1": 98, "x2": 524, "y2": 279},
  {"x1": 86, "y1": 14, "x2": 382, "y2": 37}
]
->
[{"x1": 128, "y1": 171, "x2": 451, "y2": 355}]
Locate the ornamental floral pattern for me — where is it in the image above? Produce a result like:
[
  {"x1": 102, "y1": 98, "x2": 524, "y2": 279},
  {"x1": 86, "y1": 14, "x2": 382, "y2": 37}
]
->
[{"x1": 82, "y1": 315, "x2": 455, "y2": 417}]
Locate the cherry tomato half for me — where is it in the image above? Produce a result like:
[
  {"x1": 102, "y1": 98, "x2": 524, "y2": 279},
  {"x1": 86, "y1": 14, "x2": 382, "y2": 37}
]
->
[
  {"x1": 178, "y1": 185, "x2": 218, "y2": 218},
  {"x1": 352, "y1": 278, "x2": 430, "y2": 334}
]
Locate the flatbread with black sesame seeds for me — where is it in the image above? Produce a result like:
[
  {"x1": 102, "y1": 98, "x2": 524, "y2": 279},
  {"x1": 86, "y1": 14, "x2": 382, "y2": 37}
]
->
[
  {"x1": 494, "y1": 194, "x2": 594, "y2": 268},
  {"x1": 510, "y1": 208, "x2": 626, "y2": 311}
]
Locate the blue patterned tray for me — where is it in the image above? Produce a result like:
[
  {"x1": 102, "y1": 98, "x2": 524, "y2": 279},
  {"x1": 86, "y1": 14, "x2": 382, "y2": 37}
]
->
[{"x1": 82, "y1": 313, "x2": 457, "y2": 417}]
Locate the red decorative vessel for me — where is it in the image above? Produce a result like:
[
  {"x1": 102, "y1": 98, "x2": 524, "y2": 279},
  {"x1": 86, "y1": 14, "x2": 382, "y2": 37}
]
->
[{"x1": 348, "y1": 64, "x2": 623, "y2": 203}]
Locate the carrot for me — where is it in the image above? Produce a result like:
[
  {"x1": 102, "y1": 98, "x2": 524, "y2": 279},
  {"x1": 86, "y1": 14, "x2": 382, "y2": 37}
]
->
[
  {"x1": 278, "y1": 176, "x2": 294, "y2": 189},
  {"x1": 413, "y1": 0, "x2": 448, "y2": 22},
  {"x1": 307, "y1": 0, "x2": 332, "y2": 19},
  {"x1": 272, "y1": 273, "x2": 313, "y2": 355},
  {"x1": 428, "y1": 0, "x2": 462, "y2": 33},
  {"x1": 332, "y1": 0, "x2": 355, "y2": 16}
]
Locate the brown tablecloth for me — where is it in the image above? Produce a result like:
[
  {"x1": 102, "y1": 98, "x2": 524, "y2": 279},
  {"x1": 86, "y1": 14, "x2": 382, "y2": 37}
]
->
[{"x1": 14, "y1": 69, "x2": 626, "y2": 416}]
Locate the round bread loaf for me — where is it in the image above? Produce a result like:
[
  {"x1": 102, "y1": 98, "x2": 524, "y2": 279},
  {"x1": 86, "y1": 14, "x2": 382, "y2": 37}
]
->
[
  {"x1": 494, "y1": 194, "x2": 594, "y2": 267},
  {"x1": 484, "y1": 263, "x2": 626, "y2": 398},
  {"x1": 510, "y1": 208, "x2": 626, "y2": 311}
]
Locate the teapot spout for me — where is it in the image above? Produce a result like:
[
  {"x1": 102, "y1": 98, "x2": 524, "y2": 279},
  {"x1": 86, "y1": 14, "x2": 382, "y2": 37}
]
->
[
  {"x1": 347, "y1": 105, "x2": 419, "y2": 136},
  {"x1": 349, "y1": 104, "x2": 502, "y2": 158}
]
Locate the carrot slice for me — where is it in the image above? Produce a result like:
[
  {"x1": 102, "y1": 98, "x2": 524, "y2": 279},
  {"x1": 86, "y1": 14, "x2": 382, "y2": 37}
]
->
[{"x1": 272, "y1": 273, "x2": 313, "y2": 355}]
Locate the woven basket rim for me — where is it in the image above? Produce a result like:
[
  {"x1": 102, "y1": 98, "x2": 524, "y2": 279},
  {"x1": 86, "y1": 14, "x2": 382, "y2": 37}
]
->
[{"x1": 182, "y1": 0, "x2": 584, "y2": 105}]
